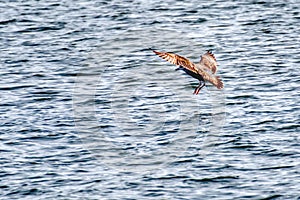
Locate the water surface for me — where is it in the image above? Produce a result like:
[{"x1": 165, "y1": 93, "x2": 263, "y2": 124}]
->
[{"x1": 1, "y1": 0, "x2": 300, "y2": 199}]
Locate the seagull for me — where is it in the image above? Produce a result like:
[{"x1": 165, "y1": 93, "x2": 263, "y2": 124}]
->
[{"x1": 153, "y1": 50, "x2": 224, "y2": 94}]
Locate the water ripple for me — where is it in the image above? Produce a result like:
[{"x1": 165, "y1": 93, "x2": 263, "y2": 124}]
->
[{"x1": 1, "y1": 0, "x2": 300, "y2": 199}]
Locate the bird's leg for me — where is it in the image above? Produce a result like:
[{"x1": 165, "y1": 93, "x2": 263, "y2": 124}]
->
[
  {"x1": 175, "y1": 66, "x2": 184, "y2": 71},
  {"x1": 193, "y1": 81, "x2": 205, "y2": 95}
]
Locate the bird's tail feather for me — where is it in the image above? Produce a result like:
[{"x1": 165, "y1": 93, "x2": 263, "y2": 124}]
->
[{"x1": 215, "y1": 76, "x2": 224, "y2": 89}]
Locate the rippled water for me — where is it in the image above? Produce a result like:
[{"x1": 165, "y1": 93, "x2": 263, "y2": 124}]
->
[{"x1": 1, "y1": 0, "x2": 300, "y2": 199}]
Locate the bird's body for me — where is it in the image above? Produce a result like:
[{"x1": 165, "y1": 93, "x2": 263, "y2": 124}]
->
[{"x1": 153, "y1": 50, "x2": 223, "y2": 94}]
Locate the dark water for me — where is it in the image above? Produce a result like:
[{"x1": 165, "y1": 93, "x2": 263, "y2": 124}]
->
[{"x1": 1, "y1": 0, "x2": 300, "y2": 199}]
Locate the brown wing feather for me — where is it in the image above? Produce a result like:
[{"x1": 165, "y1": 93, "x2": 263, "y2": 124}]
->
[
  {"x1": 153, "y1": 50, "x2": 198, "y2": 74},
  {"x1": 199, "y1": 51, "x2": 218, "y2": 74}
]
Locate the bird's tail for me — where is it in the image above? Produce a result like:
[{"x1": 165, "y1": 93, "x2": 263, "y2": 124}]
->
[{"x1": 215, "y1": 76, "x2": 224, "y2": 89}]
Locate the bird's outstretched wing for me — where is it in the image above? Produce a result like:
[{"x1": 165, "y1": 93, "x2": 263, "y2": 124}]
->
[
  {"x1": 153, "y1": 50, "x2": 198, "y2": 74},
  {"x1": 199, "y1": 50, "x2": 218, "y2": 74}
]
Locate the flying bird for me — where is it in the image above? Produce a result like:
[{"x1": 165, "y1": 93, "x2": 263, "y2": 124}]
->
[{"x1": 153, "y1": 50, "x2": 223, "y2": 94}]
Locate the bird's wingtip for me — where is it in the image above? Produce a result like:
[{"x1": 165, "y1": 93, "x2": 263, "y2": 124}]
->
[{"x1": 152, "y1": 49, "x2": 161, "y2": 55}]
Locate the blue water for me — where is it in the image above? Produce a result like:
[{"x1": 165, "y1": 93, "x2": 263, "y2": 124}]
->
[{"x1": 1, "y1": 0, "x2": 300, "y2": 199}]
